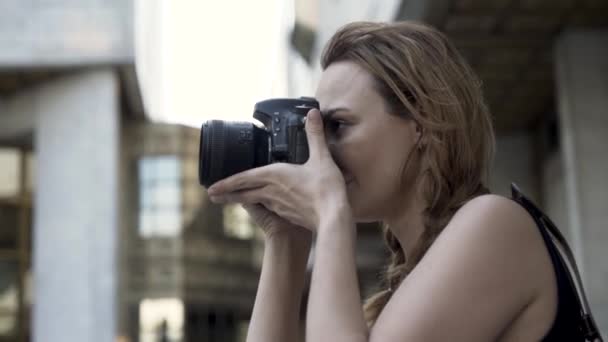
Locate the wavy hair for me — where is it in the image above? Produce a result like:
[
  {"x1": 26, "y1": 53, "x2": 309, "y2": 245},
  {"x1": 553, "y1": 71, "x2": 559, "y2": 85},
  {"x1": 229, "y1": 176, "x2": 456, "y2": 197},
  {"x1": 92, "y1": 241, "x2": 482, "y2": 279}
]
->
[{"x1": 320, "y1": 21, "x2": 495, "y2": 326}]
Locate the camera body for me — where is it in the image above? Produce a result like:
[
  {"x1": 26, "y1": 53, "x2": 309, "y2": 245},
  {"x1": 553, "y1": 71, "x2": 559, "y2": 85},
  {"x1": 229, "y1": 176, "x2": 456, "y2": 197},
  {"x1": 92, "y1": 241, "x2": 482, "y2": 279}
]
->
[
  {"x1": 253, "y1": 97, "x2": 319, "y2": 164},
  {"x1": 198, "y1": 97, "x2": 319, "y2": 188}
]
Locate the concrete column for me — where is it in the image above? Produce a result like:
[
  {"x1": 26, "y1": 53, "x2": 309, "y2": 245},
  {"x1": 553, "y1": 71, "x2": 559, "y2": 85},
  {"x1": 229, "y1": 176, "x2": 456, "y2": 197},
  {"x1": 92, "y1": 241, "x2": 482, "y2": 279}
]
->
[
  {"x1": 555, "y1": 29, "x2": 608, "y2": 335},
  {"x1": 542, "y1": 151, "x2": 570, "y2": 242},
  {"x1": 490, "y1": 132, "x2": 540, "y2": 202},
  {"x1": 31, "y1": 69, "x2": 119, "y2": 342}
]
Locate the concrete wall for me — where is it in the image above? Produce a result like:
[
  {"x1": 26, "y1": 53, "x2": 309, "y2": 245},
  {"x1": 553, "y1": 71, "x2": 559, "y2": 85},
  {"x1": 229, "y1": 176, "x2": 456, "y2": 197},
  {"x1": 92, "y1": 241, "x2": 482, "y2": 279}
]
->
[
  {"x1": 0, "y1": 0, "x2": 134, "y2": 67},
  {"x1": 490, "y1": 131, "x2": 540, "y2": 202},
  {"x1": 555, "y1": 29, "x2": 608, "y2": 336},
  {"x1": 542, "y1": 151, "x2": 570, "y2": 243},
  {"x1": 288, "y1": 0, "x2": 402, "y2": 98}
]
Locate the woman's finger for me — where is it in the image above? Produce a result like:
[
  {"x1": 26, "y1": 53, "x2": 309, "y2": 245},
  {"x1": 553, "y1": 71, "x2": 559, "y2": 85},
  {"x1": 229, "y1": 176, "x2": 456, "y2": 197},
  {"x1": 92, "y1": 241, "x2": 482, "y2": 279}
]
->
[
  {"x1": 209, "y1": 187, "x2": 269, "y2": 205},
  {"x1": 304, "y1": 109, "x2": 330, "y2": 160},
  {"x1": 207, "y1": 164, "x2": 281, "y2": 195}
]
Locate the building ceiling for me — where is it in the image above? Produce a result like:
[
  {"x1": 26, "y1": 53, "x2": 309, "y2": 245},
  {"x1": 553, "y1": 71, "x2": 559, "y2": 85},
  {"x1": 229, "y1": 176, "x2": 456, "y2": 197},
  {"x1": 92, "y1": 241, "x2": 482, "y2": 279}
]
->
[
  {"x1": 432, "y1": 0, "x2": 608, "y2": 133},
  {"x1": 0, "y1": 69, "x2": 61, "y2": 97}
]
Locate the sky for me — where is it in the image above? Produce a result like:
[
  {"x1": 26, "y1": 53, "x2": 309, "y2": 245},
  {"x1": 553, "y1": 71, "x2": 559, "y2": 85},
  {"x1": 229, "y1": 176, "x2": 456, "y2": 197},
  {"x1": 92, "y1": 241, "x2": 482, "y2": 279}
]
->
[{"x1": 136, "y1": 0, "x2": 291, "y2": 127}]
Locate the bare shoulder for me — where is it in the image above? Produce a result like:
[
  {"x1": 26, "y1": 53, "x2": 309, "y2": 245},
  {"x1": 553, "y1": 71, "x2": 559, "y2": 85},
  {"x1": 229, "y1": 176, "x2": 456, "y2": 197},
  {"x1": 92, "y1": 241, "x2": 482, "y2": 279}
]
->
[
  {"x1": 370, "y1": 194, "x2": 557, "y2": 341},
  {"x1": 446, "y1": 194, "x2": 558, "y2": 333},
  {"x1": 440, "y1": 194, "x2": 549, "y2": 265},
  {"x1": 449, "y1": 193, "x2": 538, "y2": 240},
  {"x1": 438, "y1": 193, "x2": 556, "y2": 300}
]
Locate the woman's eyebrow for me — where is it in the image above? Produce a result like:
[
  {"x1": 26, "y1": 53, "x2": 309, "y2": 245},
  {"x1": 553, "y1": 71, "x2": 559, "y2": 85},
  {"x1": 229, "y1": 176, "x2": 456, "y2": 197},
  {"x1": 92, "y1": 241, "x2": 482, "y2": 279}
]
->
[{"x1": 320, "y1": 107, "x2": 350, "y2": 120}]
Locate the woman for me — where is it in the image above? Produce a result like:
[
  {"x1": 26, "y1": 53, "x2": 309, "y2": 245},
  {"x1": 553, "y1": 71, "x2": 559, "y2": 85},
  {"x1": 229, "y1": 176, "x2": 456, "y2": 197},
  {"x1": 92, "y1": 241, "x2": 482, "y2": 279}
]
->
[{"x1": 206, "y1": 21, "x2": 594, "y2": 341}]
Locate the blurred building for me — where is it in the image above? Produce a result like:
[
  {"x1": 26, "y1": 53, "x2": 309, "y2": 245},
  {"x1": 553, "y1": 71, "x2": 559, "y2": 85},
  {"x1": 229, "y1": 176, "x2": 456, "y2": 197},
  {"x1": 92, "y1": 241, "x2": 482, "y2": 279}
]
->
[
  {"x1": 121, "y1": 122, "x2": 262, "y2": 342},
  {"x1": 289, "y1": 0, "x2": 608, "y2": 336},
  {"x1": 0, "y1": 1, "x2": 263, "y2": 342}
]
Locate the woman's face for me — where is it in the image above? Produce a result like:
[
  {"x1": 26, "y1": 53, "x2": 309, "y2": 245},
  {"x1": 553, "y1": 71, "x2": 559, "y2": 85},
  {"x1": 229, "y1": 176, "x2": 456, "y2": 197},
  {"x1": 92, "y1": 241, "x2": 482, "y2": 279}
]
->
[{"x1": 315, "y1": 60, "x2": 421, "y2": 222}]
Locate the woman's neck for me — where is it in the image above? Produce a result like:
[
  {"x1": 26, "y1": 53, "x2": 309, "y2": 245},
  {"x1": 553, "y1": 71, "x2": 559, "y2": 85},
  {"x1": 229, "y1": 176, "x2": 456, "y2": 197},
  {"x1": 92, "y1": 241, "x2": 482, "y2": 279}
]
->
[{"x1": 383, "y1": 188, "x2": 427, "y2": 261}]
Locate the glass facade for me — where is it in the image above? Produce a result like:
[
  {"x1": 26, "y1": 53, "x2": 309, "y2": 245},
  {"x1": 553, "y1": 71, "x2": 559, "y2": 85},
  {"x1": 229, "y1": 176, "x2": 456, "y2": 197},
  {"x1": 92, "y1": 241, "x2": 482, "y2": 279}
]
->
[
  {"x1": 0, "y1": 148, "x2": 33, "y2": 342},
  {"x1": 139, "y1": 298, "x2": 184, "y2": 342},
  {"x1": 138, "y1": 156, "x2": 182, "y2": 237},
  {"x1": 222, "y1": 204, "x2": 255, "y2": 240}
]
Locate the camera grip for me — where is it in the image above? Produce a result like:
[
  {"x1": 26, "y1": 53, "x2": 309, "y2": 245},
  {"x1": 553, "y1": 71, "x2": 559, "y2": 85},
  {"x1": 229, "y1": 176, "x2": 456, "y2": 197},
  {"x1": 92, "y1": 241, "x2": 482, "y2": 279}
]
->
[{"x1": 288, "y1": 126, "x2": 309, "y2": 164}]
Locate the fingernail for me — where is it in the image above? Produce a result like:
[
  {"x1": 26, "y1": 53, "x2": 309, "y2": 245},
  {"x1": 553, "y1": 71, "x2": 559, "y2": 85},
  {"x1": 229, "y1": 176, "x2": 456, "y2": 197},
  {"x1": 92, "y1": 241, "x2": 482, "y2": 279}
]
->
[
  {"x1": 209, "y1": 195, "x2": 223, "y2": 203},
  {"x1": 305, "y1": 109, "x2": 316, "y2": 123}
]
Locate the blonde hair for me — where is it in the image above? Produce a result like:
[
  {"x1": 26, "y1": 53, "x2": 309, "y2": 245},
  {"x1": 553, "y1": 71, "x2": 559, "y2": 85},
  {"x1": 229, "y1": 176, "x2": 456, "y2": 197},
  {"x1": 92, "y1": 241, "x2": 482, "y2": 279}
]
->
[{"x1": 320, "y1": 21, "x2": 495, "y2": 326}]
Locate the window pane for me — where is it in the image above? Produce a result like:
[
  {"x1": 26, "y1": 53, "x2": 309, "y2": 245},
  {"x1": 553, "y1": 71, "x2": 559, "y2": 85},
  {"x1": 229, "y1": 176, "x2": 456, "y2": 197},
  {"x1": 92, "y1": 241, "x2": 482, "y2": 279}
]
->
[
  {"x1": 155, "y1": 210, "x2": 181, "y2": 236},
  {"x1": 139, "y1": 210, "x2": 154, "y2": 237},
  {"x1": 139, "y1": 298, "x2": 184, "y2": 342},
  {"x1": 140, "y1": 185, "x2": 152, "y2": 209},
  {"x1": 223, "y1": 204, "x2": 254, "y2": 239},
  {"x1": 0, "y1": 262, "x2": 18, "y2": 337},
  {"x1": 138, "y1": 156, "x2": 182, "y2": 238},
  {"x1": 156, "y1": 156, "x2": 179, "y2": 181},
  {"x1": 153, "y1": 181, "x2": 180, "y2": 208},
  {"x1": 141, "y1": 181, "x2": 180, "y2": 212},
  {"x1": 139, "y1": 157, "x2": 156, "y2": 183},
  {"x1": 0, "y1": 149, "x2": 19, "y2": 198}
]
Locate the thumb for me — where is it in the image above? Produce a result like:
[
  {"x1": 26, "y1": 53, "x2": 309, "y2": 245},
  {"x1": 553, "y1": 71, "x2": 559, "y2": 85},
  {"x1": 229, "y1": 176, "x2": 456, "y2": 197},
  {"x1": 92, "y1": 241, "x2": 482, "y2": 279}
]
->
[{"x1": 304, "y1": 109, "x2": 328, "y2": 158}]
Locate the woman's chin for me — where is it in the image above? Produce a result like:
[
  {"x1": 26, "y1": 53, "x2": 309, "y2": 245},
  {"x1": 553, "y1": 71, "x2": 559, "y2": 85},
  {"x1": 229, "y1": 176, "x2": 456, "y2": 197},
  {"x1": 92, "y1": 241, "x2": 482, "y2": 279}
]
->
[
  {"x1": 346, "y1": 182, "x2": 373, "y2": 221},
  {"x1": 348, "y1": 196, "x2": 378, "y2": 223}
]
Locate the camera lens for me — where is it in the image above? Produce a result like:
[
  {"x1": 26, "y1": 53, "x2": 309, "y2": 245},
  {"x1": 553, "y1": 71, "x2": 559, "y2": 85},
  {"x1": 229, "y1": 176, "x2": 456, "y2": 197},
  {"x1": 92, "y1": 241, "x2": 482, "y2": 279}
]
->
[{"x1": 199, "y1": 120, "x2": 269, "y2": 188}]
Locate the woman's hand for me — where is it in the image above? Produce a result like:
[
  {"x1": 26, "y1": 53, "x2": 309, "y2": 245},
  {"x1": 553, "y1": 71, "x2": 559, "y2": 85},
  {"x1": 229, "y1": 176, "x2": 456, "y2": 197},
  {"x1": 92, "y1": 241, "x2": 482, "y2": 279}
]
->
[
  {"x1": 207, "y1": 109, "x2": 351, "y2": 232},
  {"x1": 242, "y1": 203, "x2": 311, "y2": 243}
]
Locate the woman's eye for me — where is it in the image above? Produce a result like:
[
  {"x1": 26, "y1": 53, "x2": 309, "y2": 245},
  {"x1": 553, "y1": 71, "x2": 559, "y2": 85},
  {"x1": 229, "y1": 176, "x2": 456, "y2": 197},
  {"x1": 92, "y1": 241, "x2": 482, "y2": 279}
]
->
[{"x1": 327, "y1": 120, "x2": 346, "y2": 133}]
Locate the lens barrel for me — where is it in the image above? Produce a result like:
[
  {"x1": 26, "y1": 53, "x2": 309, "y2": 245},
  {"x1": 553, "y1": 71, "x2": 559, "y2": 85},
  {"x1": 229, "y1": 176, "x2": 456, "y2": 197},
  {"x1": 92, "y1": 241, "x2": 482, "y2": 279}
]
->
[{"x1": 199, "y1": 120, "x2": 269, "y2": 188}]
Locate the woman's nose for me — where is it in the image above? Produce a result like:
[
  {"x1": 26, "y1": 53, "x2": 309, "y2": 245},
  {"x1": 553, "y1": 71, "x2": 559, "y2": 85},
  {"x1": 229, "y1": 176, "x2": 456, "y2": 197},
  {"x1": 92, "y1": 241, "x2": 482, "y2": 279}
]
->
[{"x1": 326, "y1": 141, "x2": 343, "y2": 164}]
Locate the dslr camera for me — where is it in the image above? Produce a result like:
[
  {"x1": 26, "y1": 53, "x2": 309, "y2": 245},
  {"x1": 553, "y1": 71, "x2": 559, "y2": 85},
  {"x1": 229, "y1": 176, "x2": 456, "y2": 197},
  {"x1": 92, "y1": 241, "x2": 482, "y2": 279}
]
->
[{"x1": 198, "y1": 97, "x2": 319, "y2": 188}]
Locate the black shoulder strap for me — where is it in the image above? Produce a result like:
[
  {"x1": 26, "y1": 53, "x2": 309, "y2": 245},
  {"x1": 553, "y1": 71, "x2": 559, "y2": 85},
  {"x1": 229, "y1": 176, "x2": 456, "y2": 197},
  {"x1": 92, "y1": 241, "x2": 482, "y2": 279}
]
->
[{"x1": 510, "y1": 183, "x2": 603, "y2": 342}]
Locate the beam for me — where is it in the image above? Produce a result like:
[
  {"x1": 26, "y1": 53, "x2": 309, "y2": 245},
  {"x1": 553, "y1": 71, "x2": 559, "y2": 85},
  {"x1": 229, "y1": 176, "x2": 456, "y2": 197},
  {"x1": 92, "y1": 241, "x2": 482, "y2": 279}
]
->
[
  {"x1": 448, "y1": 33, "x2": 552, "y2": 48},
  {"x1": 395, "y1": 0, "x2": 451, "y2": 26},
  {"x1": 119, "y1": 65, "x2": 146, "y2": 119},
  {"x1": 0, "y1": 90, "x2": 35, "y2": 140}
]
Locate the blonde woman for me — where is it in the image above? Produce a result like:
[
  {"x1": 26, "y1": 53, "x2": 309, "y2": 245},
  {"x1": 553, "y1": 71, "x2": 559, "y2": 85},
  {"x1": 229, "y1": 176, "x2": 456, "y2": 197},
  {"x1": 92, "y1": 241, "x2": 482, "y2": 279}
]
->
[{"x1": 207, "y1": 21, "x2": 601, "y2": 341}]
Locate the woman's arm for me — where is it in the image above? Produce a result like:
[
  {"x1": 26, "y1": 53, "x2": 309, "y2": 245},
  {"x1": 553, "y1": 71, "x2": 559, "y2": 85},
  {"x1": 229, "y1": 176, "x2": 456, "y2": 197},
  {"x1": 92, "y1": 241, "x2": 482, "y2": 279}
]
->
[
  {"x1": 368, "y1": 195, "x2": 549, "y2": 341},
  {"x1": 306, "y1": 200, "x2": 368, "y2": 342},
  {"x1": 246, "y1": 233, "x2": 312, "y2": 342},
  {"x1": 305, "y1": 195, "x2": 548, "y2": 342}
]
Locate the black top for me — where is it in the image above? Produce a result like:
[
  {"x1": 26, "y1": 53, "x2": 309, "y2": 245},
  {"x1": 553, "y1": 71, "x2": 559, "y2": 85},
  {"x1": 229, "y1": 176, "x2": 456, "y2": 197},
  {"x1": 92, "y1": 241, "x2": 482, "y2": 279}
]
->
[{"x1": 510, "y1": 184, "x2": 603, "y2": 342}]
